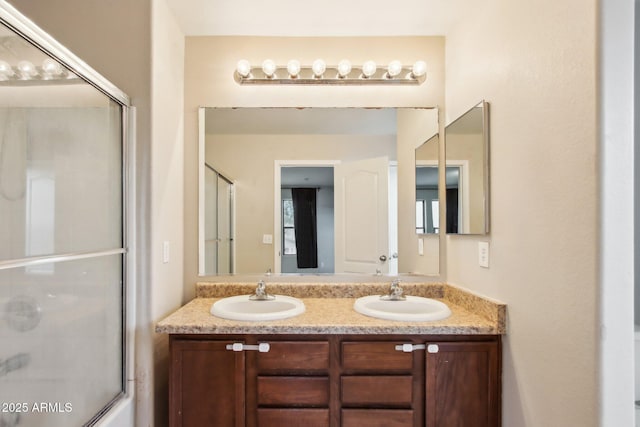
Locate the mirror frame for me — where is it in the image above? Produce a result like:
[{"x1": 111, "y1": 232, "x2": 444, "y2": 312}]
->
[{"x1": 444, "y1": 100, "x2": 490, "y2": 235}]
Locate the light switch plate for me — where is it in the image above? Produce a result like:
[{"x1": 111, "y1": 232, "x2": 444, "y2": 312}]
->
[
  {"x1": 418, "y1": 238, "x2": 424, "y2": 256},
  {"x1": 263, "y1": 234, "x2": 273, "y2": 244},
  {"x1": 478, "y1": 241, "x2": 489, "y2": 268},
  {"x1": 163, "y1": 241, "x2": 170, "y2": 264}
]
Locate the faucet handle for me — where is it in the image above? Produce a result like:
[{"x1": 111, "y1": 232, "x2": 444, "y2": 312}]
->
[
  {"x1": 380, "y1": 279, "x2": 406, "y2": 301},
  {"x1": 250, "y1": 280, "x2": 275, "y2": 301}
]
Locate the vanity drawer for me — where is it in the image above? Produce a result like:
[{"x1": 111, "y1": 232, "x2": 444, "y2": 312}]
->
[
  {"x1": 257, "y1": 341, "x2": 329, "y2": 372},
  {"x1": 342, "y1": 341, "x2": 413, "y2": 371},
  {"x1": 341, "y1": 375, "x2": 413, "y2": 407},
  {"x1": 341, "y1": 409, "x2": 414, "y2": 427},
  {"x1": 257, "y1": 408, "x2": 329, "y2": 427},
  {"x1": 257, "y1": 376, "x2": 329, "y2": 407}
]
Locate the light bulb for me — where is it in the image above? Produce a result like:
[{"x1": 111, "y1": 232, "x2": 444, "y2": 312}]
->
[
  {"x1": 362, "y1": 60, "x2": 377, "y2": 78},
  {"x1": 17, "y1": 60, "x2": 36, "y2": 78},
  {"x1": 312, "y1": 59, "x2": 326, "y2": 77},
  {"x1": 411, "y1": 60, "x2": 427, "y2": 78},
  {"x1": 387, "y1": 60, "x2": 402, "y2": 78},
  {"x1": 236, "y1": 59, "x2": 251, "y2": 78},
  {"x1": 261, "y1": 59, "x2": 276, "y2": 78},
  {"x1": 286, "y1": 59, "x2": 301, "y2": 78},
  {"x1": 42, "y1": 58, "x2": 63, "y2": 76},
  {"x1": 0, "y1": 60, "x2": 14, "y2": 77},
  {"x1": 337, "y1": 59, "x2": 351, "y2": 78}
]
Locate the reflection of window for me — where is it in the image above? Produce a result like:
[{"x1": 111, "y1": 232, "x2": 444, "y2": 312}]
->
[
  {"x1": 416, "y1": 199, "x2": 440, "y2": 233},
  {"x1": 431, "y1": 200, "x2": 440, "y2": 233},
  {"x1": 282, "y1": 199, "x2": 296, "y2": 254},
  {"x1": 416, "y1": 200, "x2": 426, "y2": 234}
]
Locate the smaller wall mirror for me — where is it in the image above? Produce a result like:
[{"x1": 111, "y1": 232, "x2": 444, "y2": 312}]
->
[
  {"x1": 445, "y1": 100, "x2": 489, "y2": 235},
  {"x1": 415, "y1": 133, "x2": 440, "y2": 234}
]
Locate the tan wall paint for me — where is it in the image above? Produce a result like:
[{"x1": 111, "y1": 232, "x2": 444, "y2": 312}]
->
[
  {"x1": 184, "y1": 36, "x2": 445, "y2": 291},
  {"x1": 444, "y1": 1, "x2": 598, "y2": 426},
  {"x1": 151, "y1": 1, "x2": 185, "y2": 426}
]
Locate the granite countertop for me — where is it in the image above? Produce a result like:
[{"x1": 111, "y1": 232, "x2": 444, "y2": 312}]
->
[{"x1": 156, "y1": 282, "x2": 506, "y2": 335}]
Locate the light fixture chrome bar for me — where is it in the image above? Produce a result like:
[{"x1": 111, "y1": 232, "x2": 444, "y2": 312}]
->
[{"x1": 235, "y1": 65, "x2": 426, "y2": 85}]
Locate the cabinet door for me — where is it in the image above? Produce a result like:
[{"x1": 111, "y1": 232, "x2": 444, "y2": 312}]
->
[
  {"x1": 170, "y1": 339, "x2": 245, "y2": 427},
  {"x1": 425, "y1": 341, "x2": 500, "y2": 427}
]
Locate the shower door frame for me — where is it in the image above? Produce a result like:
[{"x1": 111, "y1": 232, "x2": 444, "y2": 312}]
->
[
  {"x1": 0, "y1": 2, "x2": 135, "y2": 425},
  {"x1": 203, "y1": 163, "x2": 235, "y2": 275}
]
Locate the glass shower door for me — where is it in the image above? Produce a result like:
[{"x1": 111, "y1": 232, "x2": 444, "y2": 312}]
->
[
  {"x1": 203, "y1": 165, "x2": 233, "y2": 275},
  {"x1": 0, "y1": 11, "x2": 129, "y2": 427}
]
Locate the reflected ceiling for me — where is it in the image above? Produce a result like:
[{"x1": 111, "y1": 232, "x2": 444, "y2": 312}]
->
[{"x1": 205, "y1": 108, "x2": 397, "y2": 135}]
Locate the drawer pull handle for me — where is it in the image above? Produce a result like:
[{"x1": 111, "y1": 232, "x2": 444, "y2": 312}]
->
[
  {"x1": 226, "y1": 342, "x2": 270, "y2": 353},
  {"x1": 395, "y1": 343, "x2": 426, "y2": 353}
]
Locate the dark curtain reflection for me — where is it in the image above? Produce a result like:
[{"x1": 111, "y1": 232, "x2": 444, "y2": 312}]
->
[
  {"x1": 291, "y1": 188, "x2": 318, "y2": 268},
  {"x1": 446, "y1": 188, "x2": 459, "y2": 233}
]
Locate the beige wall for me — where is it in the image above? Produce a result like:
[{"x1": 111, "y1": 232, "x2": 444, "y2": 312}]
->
[
  {"x1": 151, "y1": 0, "x2": 185, "y2": 426},
  {"x1": 444, "y1": 1, "x2": 598, "y2": 426},
  {"x1": 185, "y1": 36, "x2": 445, "y2": 290}
]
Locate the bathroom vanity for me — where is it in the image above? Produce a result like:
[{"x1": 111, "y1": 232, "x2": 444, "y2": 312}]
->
[{"x1": 157, "y1": 282, "x2": 505, "y2": 427}]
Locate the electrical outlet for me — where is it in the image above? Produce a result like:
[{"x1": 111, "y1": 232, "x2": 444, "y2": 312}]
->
[
  {"x1": 418, "y1": 238, "x2": 424, "y2": 256},
  {"x1": 478, "y1": 241, "x2": 489, "y2": 268}
]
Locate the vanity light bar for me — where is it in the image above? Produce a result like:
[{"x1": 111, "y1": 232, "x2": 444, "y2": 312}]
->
[{"x1": 234, "y1": 59, "x2": 427, "y2": 85}]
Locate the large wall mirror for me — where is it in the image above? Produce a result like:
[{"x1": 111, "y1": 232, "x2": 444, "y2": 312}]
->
[
  {"x1": 445, "y1": 100, "x2": 489, "y2": 235},
  {"x1": 199, "y1": 107, "x2": 439, "y2": 276}
]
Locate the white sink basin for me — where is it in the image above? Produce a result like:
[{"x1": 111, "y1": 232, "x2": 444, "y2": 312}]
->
[
  {"x1": 210, "y1": 295, "x2": 305, "y2": 321},
  {"x1": 353, "y1": 295, "x2": 452, "y2": 322}
]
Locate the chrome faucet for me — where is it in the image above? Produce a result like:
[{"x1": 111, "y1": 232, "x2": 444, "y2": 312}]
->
[
  {"x1": 380, "y1": 279, "x2": 406, "y2": 301},
  {"x1": 249, "y1": 280, "x2": 275, "y2": 301}
]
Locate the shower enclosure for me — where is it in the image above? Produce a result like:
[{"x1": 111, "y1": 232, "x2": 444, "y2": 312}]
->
[
  {"x1": 0, "y1": 4, "x2": 131, "y2": 426},
  {"x1": 202, "y1": 165, "x2": 234, "y2": 275}
]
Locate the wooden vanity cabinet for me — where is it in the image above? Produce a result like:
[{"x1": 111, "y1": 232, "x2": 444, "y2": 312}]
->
[
  {"x1": 170, "y1": 339, "x2": 245, "y2": 427},
  {"x1": 169, "y1": 334, "x2": 501, "y2": 427},
  {"x1": 425, "y1": 341, "x2": 500, "y2": 427}
]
